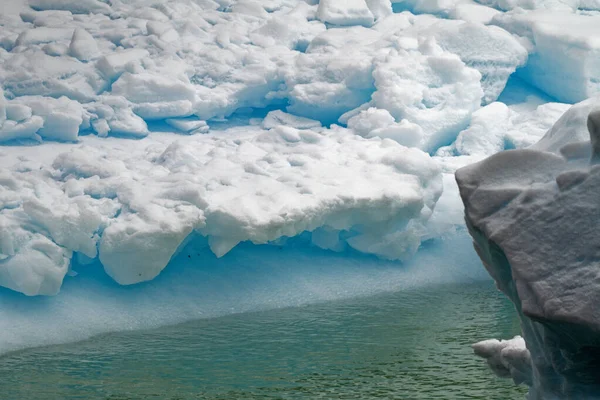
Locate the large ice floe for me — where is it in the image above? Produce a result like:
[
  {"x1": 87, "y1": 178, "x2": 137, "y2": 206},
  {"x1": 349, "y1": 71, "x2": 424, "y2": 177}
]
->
[{"x1": 1, "y1": 0, "x2": 600, "y2": 374}]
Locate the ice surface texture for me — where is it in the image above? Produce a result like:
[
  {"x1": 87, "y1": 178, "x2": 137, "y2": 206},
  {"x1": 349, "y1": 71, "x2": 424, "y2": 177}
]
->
[
  {"x1": 457, "y1": 103, "x2": 600, "y2": 398},
  {"x1": 0, "y1": 0, "x2": 531, "y2": 148},
  {"x1": 1, "y1": 125, "x2": 446, "y2": 295}
]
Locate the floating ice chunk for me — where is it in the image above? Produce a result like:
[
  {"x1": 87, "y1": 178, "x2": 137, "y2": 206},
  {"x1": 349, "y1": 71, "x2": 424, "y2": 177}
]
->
[
  {"x1": 21, "y1": 9, "x2": 74, "y2": 27},
  {"x1": 134, "y1": 101, "x2": 194, "y2": 120},
  {"x1": 2, "y1": 50, "x2": 101, "y2": 101},
  {"x1": 230, "y1": 0, "x2": 269, "y2": 18},
  {"x1": 371, "y1": 38, "x2": 483, "y2": 152},
  {"x1": 250, "y1": 3, "x2": 326, "y2": 49},
  {"x1": 15, "y1": 27, "x2": 73, "y2": 47},
  {"x1": 85, "y1": 97, "x2": 149, "y2": 138},
  {"x1": 472, "y1": 336, "x2": 532, "y2": 385},
  {"x1": 6, "y1": 104, "x2": 32, "y2": 122},
  {"x1": 0, "y1": 88, "x2": 5, "y2": 127},
  {"x1": 12, "y1": 96, "x2": 84, "y2": 142},
  {"x1": 0, "y1": 229, "x2": 71, "y2": 296},
  {"x1": 28, "y1": 0, "x2": 112, "y2": 15},
  {"x1": 317, "y1": 0, "x2": 375, "y2": 27},
  {"x1": 165, "y1": 118, "x2": 209, "y2": 134},
  {"x1": 452, "y1": 102, "x2": 512, "y2": 156},
  {"x1": 477, "y1": 0, "x2": 579, "y2": 11},
  {"x1": 96, "y1": 49, "x2": 150, "y2": 81},
  {"x1": 347, "y1": 107, "x2": 423, "y2": 148},
  {"x1": 146, "y1": 20, "x2": 180, "y2": 43},
  {"x1": 372, "y1": 14, "x2": 528, "y2": 104},
  {"x1": 533, "y1": 96, "x2": 600, "y2": 154},
  {"x1": 112, "y1": 72, "x2": 196, "y2": 104},
  {"x1": 69, "y1": 28, "x2": 99, "y2": 62},
  {"x1": 493, "y1": 10, "x2": 600, "y2": 103},
  {"x1": 108, "y1": 108, "x2": 149, "y2": 137},
  {"x1": 424, "y1": 21, "x2": 528, "y2": 104},
  {"x1": 449, "y1": 3, "x2": 500, "y2": 24},
  {"x1": 111, "y1": 72, "x2": 196, "y2": 120},
  {"x1": 447, "y1": 100, "x2": 570, "y2": 157},
  {"x1": 262, "y1": 110, "x2": 322, "y2": 130},
  {"x1": 0, "y1": 117, "x2": 44, "y2": 143},
  {"x1": 0, "y1": 119, "x2": 442, "y2": 294},
  {"x1": 366, "y1": 0, "x2": 394, "y2": 20},
  {"x1": 99, "y1": 209, "x2": 205, "y2": 285}
]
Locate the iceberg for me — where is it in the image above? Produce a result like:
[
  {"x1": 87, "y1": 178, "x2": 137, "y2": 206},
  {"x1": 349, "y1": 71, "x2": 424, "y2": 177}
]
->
[{"x1": 457, "y1": 102, "x2": 600, "y2": 398}]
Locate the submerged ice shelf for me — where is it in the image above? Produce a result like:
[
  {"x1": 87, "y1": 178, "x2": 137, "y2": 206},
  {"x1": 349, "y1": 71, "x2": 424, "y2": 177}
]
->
[
  {"x1": 0, "y1": 229, "x2": 489, "y2": 355},
  {"x1": 0, "y1": 124, "x2": 446, "y2": 295}
]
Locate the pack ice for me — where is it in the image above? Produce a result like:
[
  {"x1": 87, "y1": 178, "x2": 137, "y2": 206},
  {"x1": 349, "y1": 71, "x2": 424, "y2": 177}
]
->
[{"x1": 0, "y1": 0, "x2": 598, "y2": 365}]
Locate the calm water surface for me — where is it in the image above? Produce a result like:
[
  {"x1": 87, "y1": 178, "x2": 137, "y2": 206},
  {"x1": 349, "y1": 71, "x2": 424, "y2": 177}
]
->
[{"x1": 0, "y1": 281, "x2": 527, "y2": 399}]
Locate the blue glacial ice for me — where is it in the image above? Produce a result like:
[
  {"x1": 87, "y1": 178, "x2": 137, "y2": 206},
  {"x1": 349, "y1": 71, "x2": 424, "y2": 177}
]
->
[{"x1": 2, "y1": 1, "x2": 600, "y2": 389}]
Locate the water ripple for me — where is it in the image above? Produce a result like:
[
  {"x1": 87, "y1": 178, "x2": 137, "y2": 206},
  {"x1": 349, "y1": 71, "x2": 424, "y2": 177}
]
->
[{"x1": 0, "y1": 281, "x2": 527, "y2": 400}]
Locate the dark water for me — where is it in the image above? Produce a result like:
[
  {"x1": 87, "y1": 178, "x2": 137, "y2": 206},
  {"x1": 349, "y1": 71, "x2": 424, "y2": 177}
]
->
[{"x1": 0, "y1": 281, "x2": 526, "y2": 400}]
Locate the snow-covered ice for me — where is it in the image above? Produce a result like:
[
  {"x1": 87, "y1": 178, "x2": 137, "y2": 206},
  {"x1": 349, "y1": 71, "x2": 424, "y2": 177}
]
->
[
  {"x1": 1, "y1": 0, "x2": 599, "y2": 375},
  {"x1": 1, "y1": 124, "x2": 445, "y2": 295},
  {"x1": 0, "y1": 0, "x2": 537, "y2": 298}
]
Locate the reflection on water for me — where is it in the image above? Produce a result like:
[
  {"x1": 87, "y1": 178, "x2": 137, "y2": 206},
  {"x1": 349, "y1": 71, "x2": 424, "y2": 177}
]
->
[{"x1": 0, "y1": 281, "x2": 526, "y2": 400}]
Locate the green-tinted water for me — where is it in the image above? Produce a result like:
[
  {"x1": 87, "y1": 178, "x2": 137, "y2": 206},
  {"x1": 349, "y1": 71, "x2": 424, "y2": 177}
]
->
[{"x1": 0, "y1": 281, "x2": 527, "y2": 399}]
